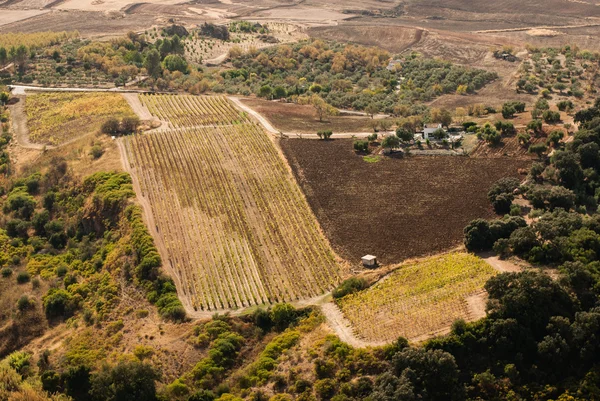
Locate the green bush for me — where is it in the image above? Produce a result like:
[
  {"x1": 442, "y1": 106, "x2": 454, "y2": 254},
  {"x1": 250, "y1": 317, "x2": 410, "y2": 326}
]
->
[
  {"x1": 317, "y1": 130, "x2": 333, "y2": 140},
  {"x1": 1, "y1": 267, "x2": 12, "y2": 277},
  {"x1": 16, "y1": 271, "x2": 30, "y2": 284},
  {"x1": 353, "y1": 140, "x2": 369, "y2": 152},
  {"x1": 332, "y1": 277, "x2": 368, "y2": 299}
]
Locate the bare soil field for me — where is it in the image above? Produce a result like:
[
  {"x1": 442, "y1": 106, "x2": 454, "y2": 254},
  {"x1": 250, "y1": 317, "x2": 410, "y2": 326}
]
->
[
  {"x1": 0, "y1": 10, "x2": 50, "y2": 27},
  {"x1": 240, "y1": 98, "x2": 394, "y2": 134},
  {"x1": 280, "y1": 138, "x2": 531, "y2": 265},
  {"x1": 0, "y1": 10, "x2": 161, "y2": 36}
]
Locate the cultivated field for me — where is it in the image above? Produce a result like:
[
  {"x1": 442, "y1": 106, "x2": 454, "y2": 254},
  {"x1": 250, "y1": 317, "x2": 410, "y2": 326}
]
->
[
  {"x1": 123, "y1": 95, "x2": 344, "y2": 312},
  {"x1": 339, "y1": 252, "x2": 497, "y2": 342},
  {"x1": 24, "y1": 92, "x2": 134, "y2": 146},
  {"x1": 281, "y1": 139, "x2": 531, "y2": 264},
  {"x1": 139, "y1": 94, "x2": 251, "y2": 129},
  {"x1": 240, "y1": 98, "x2": 395, "y2": 134}
]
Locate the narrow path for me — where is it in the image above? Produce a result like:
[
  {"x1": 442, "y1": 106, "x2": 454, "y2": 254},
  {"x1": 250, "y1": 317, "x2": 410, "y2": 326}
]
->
[
  {"x1": 320, "y1": 302, "x2": 387, "y2": 348},
  {"x1": 9, "y1": 84, "x2": 151, "y2": 96},
  {"x1": 228, "y1": 96, "x2": 383, "y2": 139},
  {"x1": 7, "y1": 96, "x2": 51, "y2": 150}
]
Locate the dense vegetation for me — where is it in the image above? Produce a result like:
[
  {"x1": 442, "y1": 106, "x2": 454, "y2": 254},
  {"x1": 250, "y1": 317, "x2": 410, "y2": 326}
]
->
[{"x1": 220, "y1": 42, "x2": 497, "y2": 113}]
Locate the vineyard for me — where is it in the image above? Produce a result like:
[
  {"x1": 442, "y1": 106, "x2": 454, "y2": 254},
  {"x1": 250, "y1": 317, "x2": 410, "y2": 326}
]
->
[
  {"x1": 338, "y1": 253, "x2": 497, "y2": 342},
  {"x1": 25, "y1": 92, "x2": 135, "y2": 145},
  {"x1": 139, "y1": 94, "x2": 251, "y2": 129},
  {"x1": 123, "y1": 95, "x2": 343, "y2": 312}
]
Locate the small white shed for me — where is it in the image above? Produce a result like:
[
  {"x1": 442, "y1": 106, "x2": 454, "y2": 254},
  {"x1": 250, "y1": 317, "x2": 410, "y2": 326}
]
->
[{"x1": 361, "y1": 255, "x2": 377, "y2": 267}]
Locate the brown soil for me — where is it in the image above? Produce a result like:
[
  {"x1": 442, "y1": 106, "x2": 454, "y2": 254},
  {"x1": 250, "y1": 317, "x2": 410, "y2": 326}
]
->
[
  {"x1": 280, "y1": 138, "x2": 531, "y2": 265},
  {"x1": 470, "y1": 135, "x2": 547, "y2": 158},
  {"x1": 240, "y1": 98, "x2": 394, "y2": 134}
]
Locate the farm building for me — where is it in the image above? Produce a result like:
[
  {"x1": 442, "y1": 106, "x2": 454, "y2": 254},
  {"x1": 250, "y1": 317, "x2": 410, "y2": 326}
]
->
[
  {"x1": 414, "y1": 124, "x2": 446, "y2": 141},
  {"x1": 362, "y1": 255, "x2": 377, "y2": 267}
]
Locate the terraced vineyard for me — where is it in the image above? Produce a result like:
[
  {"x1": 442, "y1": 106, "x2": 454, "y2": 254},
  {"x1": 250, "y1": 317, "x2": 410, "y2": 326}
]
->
[
  {"x1": 338, "y1": 253, "x2": 497, "y2": 342},
  {"x1": 139, "y1": 94, "x2": 250, "y2": 129},
  {"x1": 123, "y1": 95, "x2": 343, "y2": 312}
]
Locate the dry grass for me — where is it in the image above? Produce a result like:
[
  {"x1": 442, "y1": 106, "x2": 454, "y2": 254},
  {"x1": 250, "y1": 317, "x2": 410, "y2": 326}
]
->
[
  {"x1": 240, "y1": 98, "x2": 394, "y2": 134},
  {"x1": 25, "y1": 93, "x2": 135, "y2": 146}
]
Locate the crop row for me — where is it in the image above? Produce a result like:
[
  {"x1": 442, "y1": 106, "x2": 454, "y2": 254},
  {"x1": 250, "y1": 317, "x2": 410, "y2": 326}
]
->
[
  {"x1": 124, "y1": 105, "x2": 342, "y2": 310},
  {"x1": 139, "y1": 94, "x2": 249, "y2": 129},
  {"x1": 338, "y1": 253, "x2": 496, "y2": 342}
]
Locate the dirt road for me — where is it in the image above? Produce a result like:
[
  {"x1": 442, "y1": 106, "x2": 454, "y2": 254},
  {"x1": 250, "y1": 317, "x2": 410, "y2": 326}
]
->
[
  {"x1": 7, "y1": 96, "x2": 49, "y2": 150},
  {"x1": 228, "y1": 96, "x2": 376, "y2": 139},
  {"x1": 320, "y1": 302, "x2": 387, "y2": 348}
]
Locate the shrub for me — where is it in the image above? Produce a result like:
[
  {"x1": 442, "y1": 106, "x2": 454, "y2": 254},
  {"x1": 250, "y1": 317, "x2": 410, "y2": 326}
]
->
[
  {"x1": 89, "y1": 145, "x2": 104, "y2": 159},
  {"x1": 16, "y1": 271, "x2": 30, "y2": 284},
  {"x1": 121, "y1": 116, "x2": 141, "y2": 134},
  {"x1": 543, "y1": 110, "x2": 561, "y2": 124},
  {"x1": 101, "y1": 118, "x2": 120, "y2": 135},
  {"x1": 353, "y1": 140, "x2": 369, "y2": 153},
  {"x1": 162, "y1": 54, "x2": 188, "y2": 73},
  {"x1": 332, "y1": 277, "x2": 368, "y2": 299},
  {"x1": 314, "y1": 378, "x2": 336, "y2": 400},
  {"x1": 17, "y1": 295, "x2": 33, "y2": 311},
  {"x1": 43, "y1": 288, "x2": 76, "y2": 318},
  {"x1": 1, "y1": 267, "x2": 12, "y2": 277},
  {"x1": 317, "y1": 130, "x2": 333, "y2": 140},
  {"x1": 270, "y1": 303, "x2": 298, "y2": 331},
  {"x1": 487, "y1": 177, "x2": 521, "y2": 215}
]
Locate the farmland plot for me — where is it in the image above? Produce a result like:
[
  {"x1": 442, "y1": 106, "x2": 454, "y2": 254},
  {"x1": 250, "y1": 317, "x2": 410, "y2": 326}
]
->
[
  {"x1": 338, "y1": 253, "x2": 497, "y2": 342},
  {"x1": 124, "y1": 95, "x2": 343, "y2": 312},
  {"x1": 139, "y1": 94, "x2": 251, "y2": 129}
]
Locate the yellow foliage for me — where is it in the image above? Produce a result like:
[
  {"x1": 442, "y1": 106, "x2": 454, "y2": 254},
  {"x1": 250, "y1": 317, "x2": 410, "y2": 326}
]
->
[
  {"x1": 25, "y1": 92, "x2": 135, "y2": 145},
  {"x1": 0, "y1": 31, "x2": 78, "y2": 49},
  {"x1": 339, "y1": 253, "x2": 497, "y2": 342}
]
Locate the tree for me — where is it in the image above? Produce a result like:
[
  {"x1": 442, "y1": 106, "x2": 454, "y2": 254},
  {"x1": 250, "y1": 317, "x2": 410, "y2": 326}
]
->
[
  {"x1": 162, "y1": 54, "x2": 188, "y2": 73},
  {"x1": 431, "y1": 108, "x2": 452, "y2": 128},
  {"x1": 396, "y1": 128, "x2": 414, "y2": 143},
  {"x1": 529, "y1": 143, "x2": 548, "y2": 159},
  {"x1": 144, "y1": 49, "x2": 162, "y2": 80},
  {"x1": 273, "y1": 86, "x2": 286, "y2": 99},
  {"x1": 527, "y1": 119, "x2": 543, "y2": 135},
  {"x1": 382, "y1": 135, "x2": 401, "y2": 153},
  {"x1": 101, "y1": 118, "x2": 120, "y2": 136},
  {"x1": 258, "y1": 85, "x2": 272, "y2": 99},
  {"x1": 89, "y1": 360, "x2": 159, "y2": 401},
  {"x1": 365, "y1": 103, "x2": 379, "y2": 119},
  {"x1": 11, "y1": 45, "x2": 28, "y2": 73},
  {"x1": 432, "y1": 128, "x2": 447, "y2": 140},
  {"x1": 502, "y1": 104, "x2": 516, "y2": 119},
  {"x1": 121, "y1": 116, "x2": 141, "y2": 134},
  {"x1": 543, "y1": 110, "x2": 561, "y2": 124},
  {"x1": 270, "y1": 303, "x2": 297, "y2": 331},
  {"x1": 0, "y1": 47, "x2": 7, "y2": 65},
  {"x1": 0, "y1": 91, "x2": 9, "y2": 106},
  {"x1": 310, "y1": 95, "x2": 338, "y2": 122},
  {"x1": 488, "y1": 177, "x2": 521, "y2": 215},
  {"x1": 391, "y1": 348, "x2": 462, "y2": 400},
  {"x1": 547, "y1": 130, "x2": 564, "y2": 148}
]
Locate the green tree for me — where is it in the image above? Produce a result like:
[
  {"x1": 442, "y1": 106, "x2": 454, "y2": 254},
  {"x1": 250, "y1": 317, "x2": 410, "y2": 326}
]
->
[
  {"x1": 528, "y1": 143, "x2": 548, "y2": 159},
  {"x1": 89, "y1": 360, "x2": 159, "y2": 401},
  {"x1": 396, "y1": 128, "x2": 414, "y2": 143},
  {"x1": 162, "y1": 54, "x2": 188, "y2": 73},
  {"x1": 258, "y1": 85, "x2": 272, "y2": 99},
  {"x1": 382, "y1": 135, "x2": 401, "y2": 153},
  {"x1": 144, "y1": 49, "x2": 162, "y2": 80}
]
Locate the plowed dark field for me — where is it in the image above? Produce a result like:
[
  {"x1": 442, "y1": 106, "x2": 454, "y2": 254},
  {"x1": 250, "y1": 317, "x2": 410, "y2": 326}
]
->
[{"x1": 280, "y1": 139, "x2": 531, "y2": 265}]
